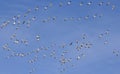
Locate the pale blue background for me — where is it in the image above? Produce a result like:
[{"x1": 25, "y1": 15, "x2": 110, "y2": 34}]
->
[{"x1": 0, "y1": 0, "x2": 120, "y2": 74}]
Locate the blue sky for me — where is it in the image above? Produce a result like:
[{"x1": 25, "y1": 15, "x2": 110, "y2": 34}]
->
[{"x1": 0, "y1": 0, "x2": 120, "y2": 74}]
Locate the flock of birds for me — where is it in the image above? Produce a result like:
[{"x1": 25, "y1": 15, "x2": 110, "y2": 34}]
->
[{"x1": 0, "y1": 1, "x2": 120, "y2": 74}]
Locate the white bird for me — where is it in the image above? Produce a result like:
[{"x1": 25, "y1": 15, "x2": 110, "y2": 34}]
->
[
  {"x1": 44, "y1": 6, "x2": 48, "y2": 10},
  {"x1": 98, "y1": 2, "x2": 104, "y2": 6},
  {"x1": 80, "y1": 2, "x2": 83, "y2": 6},
  {"x1": 87, "y1": 2, "x2": 92, "y2": 6},
  {"x1": 112, "y1": 5, "x2": 115, "y2": 10},
  {"x1": 77, "y1": 55, "x2": 80, "y2": 60},
  {"x1": 67, "y1": 1, "x2": 71, "y2": 5},
  {"x1": 36, "y1": 35, "x2": 40, "y2": 41},
  {"x1": 35, "y1": 6, "x2": 39, "y2": 11},
  {"x1": 14, "y1": 39, "x2": 19, "y2": 44}
]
